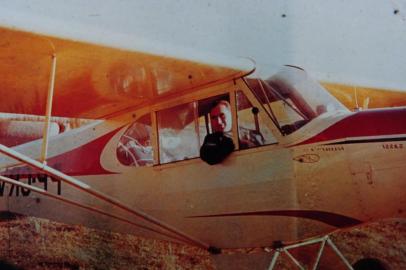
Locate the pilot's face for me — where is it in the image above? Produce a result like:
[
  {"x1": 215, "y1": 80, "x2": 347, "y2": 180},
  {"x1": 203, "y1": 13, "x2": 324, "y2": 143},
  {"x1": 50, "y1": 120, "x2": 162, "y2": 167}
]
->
[{"x1": 210, "y1": 103, "x2": 232, "y2": 133}]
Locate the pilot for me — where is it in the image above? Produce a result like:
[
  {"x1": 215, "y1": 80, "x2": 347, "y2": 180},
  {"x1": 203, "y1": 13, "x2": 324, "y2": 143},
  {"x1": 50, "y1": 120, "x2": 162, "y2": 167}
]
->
[
  {"x1": 200, "y1": 100, "x2": 235, "y2": 165},
  {"x1": 209, "y1": 100, "x2": 233, "y2": 134}
]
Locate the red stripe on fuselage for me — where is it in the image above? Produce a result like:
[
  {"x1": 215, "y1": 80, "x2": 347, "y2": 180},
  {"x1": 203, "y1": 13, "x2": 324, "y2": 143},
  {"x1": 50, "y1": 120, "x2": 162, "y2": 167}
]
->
[
  {"x1": 1, "y1": 127, "x2": 122, "y2": 178},
  {"x1": 297, "y1": 108, "x2": 406, "y2": 146},
  {"x1": 45, "y1": 127, "x2": 122, "y2": 176}
]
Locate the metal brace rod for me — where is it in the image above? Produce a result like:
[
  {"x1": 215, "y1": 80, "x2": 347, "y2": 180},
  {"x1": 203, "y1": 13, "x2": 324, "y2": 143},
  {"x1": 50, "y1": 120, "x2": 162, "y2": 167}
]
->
[
  {"x1": 0, "y1": 175, "x2": 190, "y2": 244},
  {"x1": 284, "y1": 236, "x2": 326, "y2": 250},
  {"x1": 0, "y1": 143, "x2": 212, "y2": 250},
  {"x1": 284, "y1": 249, "x2": 305, "y2": 270},
  {"x1": 312, "y1": 236, "x2": 328, "y2": 270},
  {"x1": 40, "y1": 54, "x2": 57, "y2": 163},
  {"x1": 268, "y1": 250, "x2": 280, "y2": 270},
  {"x1": 327, "y1": 237, "x2": 354, "y2": 270}
]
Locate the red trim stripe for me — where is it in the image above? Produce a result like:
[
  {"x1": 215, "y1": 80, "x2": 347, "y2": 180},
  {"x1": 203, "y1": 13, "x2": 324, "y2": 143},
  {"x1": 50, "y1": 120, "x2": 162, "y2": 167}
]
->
[
  {"x1": 188, "y1": 210, "x2": 362, "y2": 228},
  {"x1": 297, "y1": 108, "x2": 406, "y2": 146},
  {"x1": 3, "y1": 127, "x2": 123, "y2": 177},
  {"x1": 46, "y1": 128, "x2": 123, "y2": 176}
]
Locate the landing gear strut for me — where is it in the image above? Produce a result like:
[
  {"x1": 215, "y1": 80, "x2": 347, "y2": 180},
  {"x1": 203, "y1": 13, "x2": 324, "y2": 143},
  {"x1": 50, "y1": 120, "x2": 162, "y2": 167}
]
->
[{"x1": 267, "y1": 235, "x2": 353, "y2": 270}]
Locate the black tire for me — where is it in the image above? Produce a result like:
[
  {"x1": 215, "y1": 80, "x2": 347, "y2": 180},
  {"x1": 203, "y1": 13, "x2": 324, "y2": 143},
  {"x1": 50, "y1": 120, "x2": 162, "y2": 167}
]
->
[
  {"x1": 0, "y1": 260, "x2": 22, "y2": 270},
  {"x1": 353, "y1": 258, "x2": 389, "y2": 270}
]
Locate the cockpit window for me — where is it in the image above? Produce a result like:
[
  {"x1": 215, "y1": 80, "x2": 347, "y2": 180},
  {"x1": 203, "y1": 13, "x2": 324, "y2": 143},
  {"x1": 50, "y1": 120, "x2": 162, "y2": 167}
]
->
[
  {"x1": 247, "y1": 66, "x2": 349, "y2": 135},
  {"x1": 236, "y1": 91, "x2": 276, "y2": 149},
  {"x1": 157, "y1": 93, "x2": 233, "y2": 164},
  {"x1": 157, "y1": 102, "x2": 200, "y2": 164},
  {"x1": 117, "y1": 114, "x2": 153, "y2": 167}
]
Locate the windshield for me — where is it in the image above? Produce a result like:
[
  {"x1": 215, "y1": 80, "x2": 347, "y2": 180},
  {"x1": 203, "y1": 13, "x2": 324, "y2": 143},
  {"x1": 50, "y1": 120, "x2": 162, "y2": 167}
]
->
[{"x1": 248, "y1": 66, "x2": 349, "y2": 135}]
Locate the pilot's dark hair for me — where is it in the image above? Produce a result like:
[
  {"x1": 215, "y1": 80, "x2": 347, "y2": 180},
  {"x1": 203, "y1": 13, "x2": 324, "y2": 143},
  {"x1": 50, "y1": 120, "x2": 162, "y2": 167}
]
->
[{"x1": 210, "y1": 99, "x2": 230, "y2": 112}]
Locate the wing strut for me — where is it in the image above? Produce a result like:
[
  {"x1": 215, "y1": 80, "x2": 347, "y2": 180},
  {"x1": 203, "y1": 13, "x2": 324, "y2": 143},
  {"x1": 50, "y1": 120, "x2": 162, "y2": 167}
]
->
[
  {"x1": 0, "y1": 174, "x2": 191, "y2": 245},
  {"x1": 0, "y1": 143, "x2": 219, "y2": 253},
  {"x1": 40, "y1": 54, "x2": 57, "y2": 163}
]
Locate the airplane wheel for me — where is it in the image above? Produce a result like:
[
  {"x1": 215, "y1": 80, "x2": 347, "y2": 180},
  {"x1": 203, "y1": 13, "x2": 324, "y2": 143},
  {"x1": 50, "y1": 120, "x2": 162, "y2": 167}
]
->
[
  {"x1": 353, "y1": 258, "x2": 389, "y2": 270},
  {"x1": 0, "y1": 260, "x2": 21, "y2": 270}
]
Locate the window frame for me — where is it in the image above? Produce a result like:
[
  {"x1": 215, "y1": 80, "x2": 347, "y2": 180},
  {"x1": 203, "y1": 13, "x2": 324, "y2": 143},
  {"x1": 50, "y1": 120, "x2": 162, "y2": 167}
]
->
[
  {"x1": 151, "y1": 81, "x2": 238, "y2": 166},
  {"x1": 234, "y1": 89, "x2": 280, "y2": 150},
  {"x1": 235, "y1": 79, "x2": 284, "y2": 143},
  {"x1": 147, "y1": 78, "x2": 283, "y2": 167}
]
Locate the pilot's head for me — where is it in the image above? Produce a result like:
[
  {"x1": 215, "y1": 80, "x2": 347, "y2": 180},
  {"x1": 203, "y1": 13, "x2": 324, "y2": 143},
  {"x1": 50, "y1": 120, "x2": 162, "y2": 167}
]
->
[{"x1": 210, "y1": 100, "x2": 232, "y2": 133}]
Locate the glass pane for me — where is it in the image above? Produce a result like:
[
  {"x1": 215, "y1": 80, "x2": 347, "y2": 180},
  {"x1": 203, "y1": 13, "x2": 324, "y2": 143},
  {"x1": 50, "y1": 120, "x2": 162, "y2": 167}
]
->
[
  {"x1": 236, "y1": 90, "x2": 277, "y2": 149},
  {"x1": 157, "y1": 102, "x2": 199, "y2": 164},
  {"x1": 247, "y1": 66, "x2": 349, "y2": 135},
  {"x1": 116, "y1": 114, "x2": 153, "y2": 167}
]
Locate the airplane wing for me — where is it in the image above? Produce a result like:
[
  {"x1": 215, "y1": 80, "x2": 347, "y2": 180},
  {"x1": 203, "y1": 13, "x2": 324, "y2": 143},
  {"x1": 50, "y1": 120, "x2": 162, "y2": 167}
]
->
[
  {"x1": 0, "y1": 26, "x2": 254, "y2": 119},
  {"x1": 322, "y1": 82, "x2": 406, "y2": 110}
]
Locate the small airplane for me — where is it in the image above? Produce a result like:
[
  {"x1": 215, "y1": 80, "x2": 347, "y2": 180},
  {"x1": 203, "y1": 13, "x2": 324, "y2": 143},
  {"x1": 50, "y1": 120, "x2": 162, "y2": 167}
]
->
[{"x1": 0, "y1": 26, "x2": 405, "y2": 269}]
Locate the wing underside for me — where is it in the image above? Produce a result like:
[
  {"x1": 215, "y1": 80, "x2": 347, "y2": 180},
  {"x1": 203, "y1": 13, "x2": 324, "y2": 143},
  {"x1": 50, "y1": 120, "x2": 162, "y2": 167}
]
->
[{"x1": 0, "y1": 26, "x2": 254, "y2": 119}]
